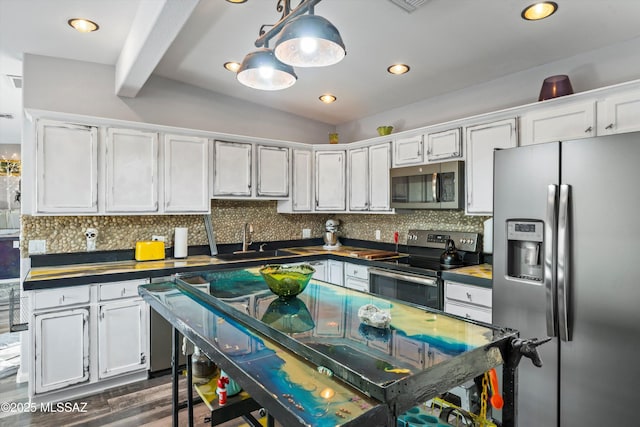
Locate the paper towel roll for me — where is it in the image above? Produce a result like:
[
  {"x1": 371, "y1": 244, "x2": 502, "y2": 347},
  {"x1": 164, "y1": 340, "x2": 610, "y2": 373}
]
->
[
  {"x1": 483, "y1": 218, "x2": 493, "y2": 254},
  {"x1": 174, "y1": 227, "x2": 188, "y2": 258}
]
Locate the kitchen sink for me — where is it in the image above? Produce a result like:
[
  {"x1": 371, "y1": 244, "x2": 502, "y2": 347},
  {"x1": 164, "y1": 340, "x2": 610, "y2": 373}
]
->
[{"x1": 214, "y1": 249, "x2": 297, "y2": 262}]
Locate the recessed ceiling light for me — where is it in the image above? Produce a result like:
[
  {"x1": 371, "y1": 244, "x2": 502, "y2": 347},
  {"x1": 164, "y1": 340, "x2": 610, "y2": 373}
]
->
[
  {"x1": 224, "y1": 62, "x2": 241, "y2": 72},
  {"x1": 68, "y1": 18, "x2": 99, "y2": 33},
  {"x1": 319, "y1": 94, "x2": 337, "y2": 104},
  {"x1": 387, "y1": 64, "x2": 410, "y2": 75},
  {"x1": 521, "y1": 2, "x2": 558, "y2": 21},
  {"x1": 226, "y1": 0, "x2": 247, "y2": 3}
]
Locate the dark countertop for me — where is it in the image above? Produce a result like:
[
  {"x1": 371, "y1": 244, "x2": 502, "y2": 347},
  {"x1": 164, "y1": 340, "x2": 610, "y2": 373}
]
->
[
  {"x1": 441, "y1": 263, "x2": 493, "y2": 288},
  {"x1": 23, "y1": 245, "x2": 411, "y2": 290}
]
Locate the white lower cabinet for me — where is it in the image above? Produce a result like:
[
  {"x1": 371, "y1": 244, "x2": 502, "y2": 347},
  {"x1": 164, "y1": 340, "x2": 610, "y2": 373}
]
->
[
  {"x1": 98, "y1": 300, "x2": 148, "y2": 379},
  {"x1": 30, "y1": 279, "x2": 149, "y2": 400},
  {"x1": 34, "y1": 308, "x2": 90, "y2": 394},
  {"x1": 307, "y1": 260, "x2": 327, "y2": 282},
  {"x1": 327, "y1": 260, "x2": 344, "y2": 286},
  {"x1": 444, "y1": 280, "x2": 492, "y2": 323},
  {"x1": 344, "y1": 262, "x2": 369, "y2": 292}
]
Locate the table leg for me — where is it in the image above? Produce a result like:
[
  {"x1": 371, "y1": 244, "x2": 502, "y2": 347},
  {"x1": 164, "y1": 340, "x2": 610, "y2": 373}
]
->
[
  {"x1": 187, "y1": 352, "x2": 194, "y2": 427},
  {"x1": 172, "y1": 327, "x2": 180, "y2": 427}
]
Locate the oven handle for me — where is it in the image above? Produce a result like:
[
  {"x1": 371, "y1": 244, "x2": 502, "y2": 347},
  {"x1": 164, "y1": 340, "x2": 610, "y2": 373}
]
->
[{"x1": 369, "y1": 268, "x2": 437, "y2": 287}]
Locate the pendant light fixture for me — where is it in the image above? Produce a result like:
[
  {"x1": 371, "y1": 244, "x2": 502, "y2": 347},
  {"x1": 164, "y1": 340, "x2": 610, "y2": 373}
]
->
[
  {"x1": 274, "y1": 14, "x2": 345, "y2": 67},
  {"x1": 236, "y1": 48, "x2": 297, "y2": 91},
  {"x1": 233, "y1": 0, "x2": 345, "y2": 90}
]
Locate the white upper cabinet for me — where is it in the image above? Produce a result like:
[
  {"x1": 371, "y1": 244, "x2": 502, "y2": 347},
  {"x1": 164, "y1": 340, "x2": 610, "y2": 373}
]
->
[
  {"x1": 291, "y1": 149, "x2": 313, "y2": 211},
  {"x1": 257, "y1": 145, "x2": 289, "y2": 198},
  {"x1": 520, "y1": 100, "x2": 596, "y2": 146},
  {"x1": 163, "y1": 134, "x2": 209, "y2": 213},
  {"x1": 348, "y1": 147, "x2": 369, "y2": 211},
  {"x1": 426, "y1": 128, "x2": 462, "y2": 162},
  {"x1": 368, "y1": 142, "x2": 392, "y2": 211},
  {"x1": 105, "y1": 128, "x2": 159, "y2": 213},
  {"x1": 315, "y1": 150, "x2": 346, "y2": 211},
  {"x1": 465, "y1": 118, "x2": 518, "y2": 215},
  {"x1": 597, "y1": 90, "x2": 640, "y2": 135},
  {"x1": 393, "y1": 134, "x2": 423, "y2": 166},
  {"x1": 36, "y1": 120, "x2": 98, "y2": 213},
  {"x1": 213, "y1": 140, "x2": 252, "y2": 197}
]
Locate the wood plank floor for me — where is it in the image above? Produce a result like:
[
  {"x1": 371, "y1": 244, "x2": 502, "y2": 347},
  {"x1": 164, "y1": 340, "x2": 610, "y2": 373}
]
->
[{"x1": 0, "y1": 372, "x2": 274, "y2": 427}]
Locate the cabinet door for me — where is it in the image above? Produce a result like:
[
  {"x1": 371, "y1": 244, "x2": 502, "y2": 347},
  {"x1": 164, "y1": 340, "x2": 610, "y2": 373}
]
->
[
  {"x1": 426, "y1": 128, "x2": 462, "y2": 161},
  {"x1": 369, "y1": 142, "x2": 392, "y2": 211},
  {"x1": 393, "y1": 135, "x2": 423, "y2": 166},
  {"x1": 257, "y1": 145, "x2": 289, "y2": 197},
  {"x1": 520, "y1": 100, "x2": 596, "y2": 146},
  {"x1": 465, "y1": 118, "x2": 517, "y2": 215},
  {"x1": 98, "y1": 300, "x2": 148, "y2": 379},
  {"x1": 291, "y1": 149, "x2": 313, "y2": 211},
  {"x1": 36, "y1": 121, "x2": 98, "y2": 213},
  {"x1": 34, "y1": 308, "x2": 89, "y2": 393},
  {"x1": 308, "y1": 260, "x2": 327, "y2": 282},
  {"x1": 213, "y1": 140, "x2": 252, "y2": 197},
  {"x1": 348, "y1": 147, "x2": 369, "y2": 211},
  {"x1": 315, "y1": 151, "x2": 346, "y2": 211},
  {"x1": 598, "y1": 91, "x2": 640, "y2": 135},
  {"x1": 164, "y1": 134, "x2": 209, "y2": 212},
  {"x1": 328, "y1": 260, "x2": 344, "y2": 286},
  {"x1": 105, "y1": 128, "x2": 159, "y2": 212}
]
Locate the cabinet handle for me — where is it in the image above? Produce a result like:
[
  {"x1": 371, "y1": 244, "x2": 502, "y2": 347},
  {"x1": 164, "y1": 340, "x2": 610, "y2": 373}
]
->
[
  {"x1": 605, "y1": 123, "x2": 614, "y2": 130},
  {"x1": 585, "y1": 126, "x2": 593, "y2": 133},
  {"x1": 60, "y1": 295, "x2": 65, "y2": 304},
  {"x1": 121, "y1": 288, "x2": 126, "y2": 296},
  {"x1": 466, "y1": 292, "x2": 472, "y2": 300}
]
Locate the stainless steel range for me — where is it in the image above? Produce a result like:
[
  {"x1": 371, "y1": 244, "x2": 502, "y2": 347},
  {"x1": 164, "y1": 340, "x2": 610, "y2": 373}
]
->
[{"x1": 369, "y1": 229, "x2": 482, "y2": 310}]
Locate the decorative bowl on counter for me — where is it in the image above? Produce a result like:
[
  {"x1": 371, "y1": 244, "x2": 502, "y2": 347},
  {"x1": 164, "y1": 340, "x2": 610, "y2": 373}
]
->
[
  {"x1": 259, "y1": 264, "x2": 315, "y2": 299},
  {"x1": 377, "y1": 125, "x2": 394, "y2": 136}
]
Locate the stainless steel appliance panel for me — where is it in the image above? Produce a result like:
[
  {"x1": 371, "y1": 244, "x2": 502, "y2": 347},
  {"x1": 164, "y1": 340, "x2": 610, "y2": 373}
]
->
[
  {"x1": 369, "y1": 268, "x2": 440, "y2": 310},
  {"x1": 493, "y1": 142, "x2": 560, "y2": 427},
  {"x1": 558, "y1": 134, "x2": 640, "y2": 426},
  {"x1": 494, "y1": 132, "x2": 640, "y2": 427},
  {"x1": 390, "y1": 161, "x2": 464, "y2": 209}
]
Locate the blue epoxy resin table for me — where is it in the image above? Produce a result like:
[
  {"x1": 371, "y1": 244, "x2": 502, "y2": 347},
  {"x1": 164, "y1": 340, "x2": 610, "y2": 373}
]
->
[{"x1": 139, "y1": 267, "x2": 520, "y2": 426}]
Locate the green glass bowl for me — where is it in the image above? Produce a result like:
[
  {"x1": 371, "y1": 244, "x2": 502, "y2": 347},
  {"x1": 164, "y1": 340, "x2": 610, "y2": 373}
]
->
[
  {"x1": 259, "y1": 264, "x2": 315, "y2": 299},
  {"x1": 377, "y1": 125, "x2": 393, "y2": 136}
]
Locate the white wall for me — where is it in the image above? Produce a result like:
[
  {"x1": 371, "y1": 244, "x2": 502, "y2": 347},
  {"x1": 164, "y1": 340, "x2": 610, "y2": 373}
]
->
[
  {"x1": 338, "y1": 36, "x2": 640, "y2": 141},
  {"x1": 22, "y1": 54, "x2": 333, "y2": 144}
]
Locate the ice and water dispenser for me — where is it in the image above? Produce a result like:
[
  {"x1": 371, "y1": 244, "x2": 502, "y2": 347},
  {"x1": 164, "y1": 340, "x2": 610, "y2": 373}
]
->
[{"x1": 506, "y1": 220, "x2": 544, "y2": 282}]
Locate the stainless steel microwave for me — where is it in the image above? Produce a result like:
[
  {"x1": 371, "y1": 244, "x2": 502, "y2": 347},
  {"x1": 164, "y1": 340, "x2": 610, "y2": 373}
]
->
[{"x1": 390, "y1": 161, "x2": 464, "y2": 209}]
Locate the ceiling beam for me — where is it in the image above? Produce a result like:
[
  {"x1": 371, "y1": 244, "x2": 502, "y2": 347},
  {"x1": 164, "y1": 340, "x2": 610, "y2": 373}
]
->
[{"x1": 115, "y1": 0, "x2": 199, "y2": 98}]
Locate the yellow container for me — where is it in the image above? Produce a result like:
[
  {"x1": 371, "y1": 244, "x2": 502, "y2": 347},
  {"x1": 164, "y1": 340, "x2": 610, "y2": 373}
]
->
[{"x1": 135, "y1": 241, "x2": 166, "y2": 261}]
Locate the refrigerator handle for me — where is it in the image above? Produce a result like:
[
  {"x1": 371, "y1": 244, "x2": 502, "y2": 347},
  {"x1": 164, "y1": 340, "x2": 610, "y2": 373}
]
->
[
  {"x1": 545, "y1": 185, "x2": 558, "y2": 337},
  {"x1": 558, "y1": 184, "x2": 572, "y2": 341}
]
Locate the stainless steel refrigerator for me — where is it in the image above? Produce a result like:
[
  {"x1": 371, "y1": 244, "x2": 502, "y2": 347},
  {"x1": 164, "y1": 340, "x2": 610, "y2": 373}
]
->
[{"x1": 493, "y1": 132, "x2": 640, "y2": 427}]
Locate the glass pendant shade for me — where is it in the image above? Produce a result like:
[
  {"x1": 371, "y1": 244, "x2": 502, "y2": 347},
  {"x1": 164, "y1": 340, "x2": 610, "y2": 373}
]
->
[
  {"x1": 274, "y1": 15, "x2": 346, "y2": 67},
  {"x1": 237, "y1": 48, "x2": 297, "y2": 90},
  {"x1": 538, "y1": 74, "x2": 574, "y2": 101}
]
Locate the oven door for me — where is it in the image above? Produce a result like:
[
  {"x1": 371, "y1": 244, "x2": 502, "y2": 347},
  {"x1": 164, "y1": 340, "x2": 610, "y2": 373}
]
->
[{"x1": 368, "y1": 268, "x2": 441, "y2": 310}]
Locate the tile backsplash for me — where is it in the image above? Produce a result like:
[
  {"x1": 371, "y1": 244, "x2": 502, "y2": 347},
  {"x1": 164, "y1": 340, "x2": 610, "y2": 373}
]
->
[{"x1": 20, "y1": 200, "x2": 489, "y2": 255}]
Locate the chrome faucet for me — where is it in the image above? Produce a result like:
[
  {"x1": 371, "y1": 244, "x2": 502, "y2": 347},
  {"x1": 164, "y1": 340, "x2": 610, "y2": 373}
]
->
[{"x1": 242, "y1": 223, "x2": 254, "y2": 252}]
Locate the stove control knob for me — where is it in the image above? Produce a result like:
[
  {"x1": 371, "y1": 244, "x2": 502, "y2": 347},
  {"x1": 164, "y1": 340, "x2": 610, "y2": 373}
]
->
[{"x1": 469, "y1": 239, "x2": 474, "y2": 245}]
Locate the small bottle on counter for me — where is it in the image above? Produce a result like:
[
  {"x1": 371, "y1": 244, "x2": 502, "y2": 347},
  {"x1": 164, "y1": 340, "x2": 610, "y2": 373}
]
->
[
  {"x1": 217, "y1": 375, "x2": 229, "y2": 405},
  {"x1": 192, "y1": 346, "x2": 217, "y2": 385}
]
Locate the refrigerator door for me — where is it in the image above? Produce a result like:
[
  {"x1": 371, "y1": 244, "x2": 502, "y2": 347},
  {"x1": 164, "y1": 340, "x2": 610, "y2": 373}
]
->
[
  {"x1": 559, "y1": 133, "x2": 640, "y2": 425},
  {"x1": 493, "y1": 142, "x2": 560, "y2": 427}
]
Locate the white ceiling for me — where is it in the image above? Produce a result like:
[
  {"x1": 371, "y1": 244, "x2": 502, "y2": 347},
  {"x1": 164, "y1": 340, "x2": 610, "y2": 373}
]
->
[{"x1": 2, "y1": 0, "x2": 640, "y2": 146}]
